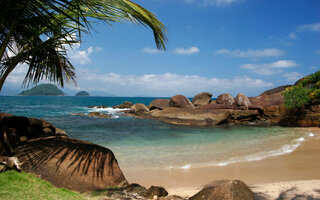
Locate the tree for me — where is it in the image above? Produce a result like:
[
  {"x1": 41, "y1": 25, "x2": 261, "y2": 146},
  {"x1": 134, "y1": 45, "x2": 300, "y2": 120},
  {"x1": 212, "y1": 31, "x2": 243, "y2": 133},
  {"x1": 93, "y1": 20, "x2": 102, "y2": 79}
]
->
[{"x1": 0, "y1": 0, "x2": 167, "y2": 91}]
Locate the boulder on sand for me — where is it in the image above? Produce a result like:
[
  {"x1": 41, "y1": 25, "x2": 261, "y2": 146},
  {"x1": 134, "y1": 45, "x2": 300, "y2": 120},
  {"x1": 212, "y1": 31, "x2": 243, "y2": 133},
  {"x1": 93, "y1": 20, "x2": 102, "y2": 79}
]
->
[
  {"x1": 14, "y1": 136, "x2": 127, "y2": 192},
  {"x1": 148, "y1": 99, "x2": 170, "y2": 110},
  {"x1": 216, "y1": 93, "x2": 235, "y2": 105},
  {"x1": 169, "y1": 95, "x2": 194, "y2": 108},
  {"x1": 189, "y1": 180, "x2": 254, "y2": 200},
  {"x1": 192, "y1": 92, "x2": 213, "y2": 107}
]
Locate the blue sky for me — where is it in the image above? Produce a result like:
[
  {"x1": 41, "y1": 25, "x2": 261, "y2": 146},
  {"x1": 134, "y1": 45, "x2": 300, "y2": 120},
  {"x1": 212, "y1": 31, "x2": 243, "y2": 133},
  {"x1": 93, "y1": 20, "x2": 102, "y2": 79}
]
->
[{"x1": 2, "y1": 0, "x2": 320, "y2": 97}]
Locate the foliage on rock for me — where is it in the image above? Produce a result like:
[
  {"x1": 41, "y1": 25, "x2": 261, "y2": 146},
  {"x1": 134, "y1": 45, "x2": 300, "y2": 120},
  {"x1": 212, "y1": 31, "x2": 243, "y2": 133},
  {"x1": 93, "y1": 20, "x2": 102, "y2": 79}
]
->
[{"x1": 284, "y1": 70, "x2": 320, "y2": 110}]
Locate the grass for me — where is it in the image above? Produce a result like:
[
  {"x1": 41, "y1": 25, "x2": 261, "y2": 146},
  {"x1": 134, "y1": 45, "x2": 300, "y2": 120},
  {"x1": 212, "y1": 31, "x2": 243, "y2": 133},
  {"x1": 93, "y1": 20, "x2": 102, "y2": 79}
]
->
[{"x1": 0, "y1": 170, "x2": 86, "y2": 200}]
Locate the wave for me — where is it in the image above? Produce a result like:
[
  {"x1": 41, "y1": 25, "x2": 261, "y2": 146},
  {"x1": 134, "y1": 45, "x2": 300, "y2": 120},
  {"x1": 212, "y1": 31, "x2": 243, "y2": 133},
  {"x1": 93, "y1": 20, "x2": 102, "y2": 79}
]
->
[
  {"x1": 172, "y1": 136, "x2": 307, "y2": 170},
  {"x1": 87, "y1": 107, "x2": 129, "y2": 116}
]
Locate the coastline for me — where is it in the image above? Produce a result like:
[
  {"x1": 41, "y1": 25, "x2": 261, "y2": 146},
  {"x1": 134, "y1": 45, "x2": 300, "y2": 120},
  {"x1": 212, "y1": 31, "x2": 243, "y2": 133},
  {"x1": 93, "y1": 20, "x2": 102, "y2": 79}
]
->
[{"x1": 122, "y1": 127, "x2": 320, "y2": 198}]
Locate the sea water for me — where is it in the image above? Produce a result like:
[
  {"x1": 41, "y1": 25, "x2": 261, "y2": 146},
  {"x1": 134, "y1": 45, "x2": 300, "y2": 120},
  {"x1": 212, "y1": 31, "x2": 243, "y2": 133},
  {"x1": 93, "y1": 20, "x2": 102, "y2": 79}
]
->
[{"x1": 0, "y1": 96, "x2": 312, "y2": 170}]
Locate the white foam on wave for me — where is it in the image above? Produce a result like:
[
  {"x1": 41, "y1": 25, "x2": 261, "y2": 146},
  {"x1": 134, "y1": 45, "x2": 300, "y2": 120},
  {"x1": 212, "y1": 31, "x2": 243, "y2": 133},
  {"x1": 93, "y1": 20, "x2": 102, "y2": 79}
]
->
[
  {"x1": 89, "y1": 107, "x2": 129, "y2": 116},
  {"x1": 174, "y1": 136, "x2": 305, "y2": 170}
]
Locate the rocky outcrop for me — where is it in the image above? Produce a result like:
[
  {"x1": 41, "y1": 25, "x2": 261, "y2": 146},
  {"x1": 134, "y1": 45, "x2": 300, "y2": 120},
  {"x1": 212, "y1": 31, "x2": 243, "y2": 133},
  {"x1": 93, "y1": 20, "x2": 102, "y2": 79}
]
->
[
  {"x1": 234, "y1": 93, "x2": 251, "y2": 109},
  {"x1": 72, "y1": 112, "x2": 112, "y2": 118},
  {"x1": 14, "y1": 136, "x2": 126, "y2": 192},
  {"x1": 216, "y1": 94, "x2": 235, "y2": 105},
  {"x1": 189, "y1": 180, "x2": 254, "y2": 200},
  {"x1": 113, "y1": 101, "x2": 133, "y2": 109},
  {"x1": 143, "y1": 186, "x2": 168, "y2": 199},
  {"x1": 148, "y1": 99, "x2": 170, "y2": 110},
  {"x1": 130, "y1": 103, "x2": 149, "y2": 114},
  {"x1": 0, "y1": 113, "x2": 64, "y2": 156},
  {"x1": 192, "y1": 92, "x2": 212, "y2": 107},
  {"x1": 169, "y1": 95, "x2": 194, "y2": 108}
]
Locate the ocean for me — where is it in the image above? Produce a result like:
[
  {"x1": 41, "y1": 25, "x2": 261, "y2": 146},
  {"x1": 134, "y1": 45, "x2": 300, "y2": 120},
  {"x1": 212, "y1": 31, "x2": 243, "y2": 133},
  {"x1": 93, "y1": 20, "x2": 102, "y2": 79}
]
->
[{"x1": 0, "y1": 96, "x2": 314, "y2": 171}]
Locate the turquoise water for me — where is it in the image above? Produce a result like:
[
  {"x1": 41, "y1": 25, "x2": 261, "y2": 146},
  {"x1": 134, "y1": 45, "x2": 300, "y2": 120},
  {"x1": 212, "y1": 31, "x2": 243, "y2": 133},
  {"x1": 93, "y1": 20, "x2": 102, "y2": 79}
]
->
[{"x1": 0, "y1": 96, "x2": 313, "y2": 170}]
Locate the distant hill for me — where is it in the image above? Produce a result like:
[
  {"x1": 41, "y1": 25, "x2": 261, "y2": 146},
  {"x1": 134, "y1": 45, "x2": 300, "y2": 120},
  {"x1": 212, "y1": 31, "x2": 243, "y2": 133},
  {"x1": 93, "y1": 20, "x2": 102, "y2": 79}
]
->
[
  {"x1": 19, "y1": 84, "x2": 65, "y2": 96},
  {"x1": 75, "y1": 91, "x2": 90, "y2": 96}
]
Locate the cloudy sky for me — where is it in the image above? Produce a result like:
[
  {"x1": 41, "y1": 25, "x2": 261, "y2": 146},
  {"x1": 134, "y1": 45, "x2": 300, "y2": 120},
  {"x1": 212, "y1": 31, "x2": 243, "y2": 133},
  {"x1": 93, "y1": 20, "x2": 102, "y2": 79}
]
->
[{"x1": 2, "y1": 0, "x2": 320, "y2": 97}]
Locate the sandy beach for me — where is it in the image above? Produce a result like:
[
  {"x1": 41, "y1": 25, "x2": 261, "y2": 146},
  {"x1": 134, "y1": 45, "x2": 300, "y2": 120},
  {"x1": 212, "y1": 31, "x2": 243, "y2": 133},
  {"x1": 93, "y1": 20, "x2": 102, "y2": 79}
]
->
[{"x1": 123, "y1": 127, "x2": 320, "y2": 199}]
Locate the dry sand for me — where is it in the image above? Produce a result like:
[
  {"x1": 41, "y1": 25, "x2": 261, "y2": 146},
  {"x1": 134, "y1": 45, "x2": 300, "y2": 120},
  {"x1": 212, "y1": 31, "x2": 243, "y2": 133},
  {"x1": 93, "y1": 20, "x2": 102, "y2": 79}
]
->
[{"x1": 123, "y1": 127, "x2": 320, "y2": 199}]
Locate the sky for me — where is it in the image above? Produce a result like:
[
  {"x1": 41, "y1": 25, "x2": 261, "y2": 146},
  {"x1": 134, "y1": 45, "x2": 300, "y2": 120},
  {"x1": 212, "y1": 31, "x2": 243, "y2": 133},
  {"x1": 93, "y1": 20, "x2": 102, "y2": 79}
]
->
[{"x1": 2, "y1": 0, "x2": 320, "y2": 97}]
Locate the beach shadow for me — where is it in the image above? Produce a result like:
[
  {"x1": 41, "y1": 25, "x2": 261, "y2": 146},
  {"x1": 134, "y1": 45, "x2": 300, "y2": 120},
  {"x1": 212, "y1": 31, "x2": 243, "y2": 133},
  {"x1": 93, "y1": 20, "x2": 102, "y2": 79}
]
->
[
  {"x1": 14, "y1": 136, "x2": 117, "y2": 180},
  {"x1": 276, "y1": 187, "x2": 320, "y2": 200}
]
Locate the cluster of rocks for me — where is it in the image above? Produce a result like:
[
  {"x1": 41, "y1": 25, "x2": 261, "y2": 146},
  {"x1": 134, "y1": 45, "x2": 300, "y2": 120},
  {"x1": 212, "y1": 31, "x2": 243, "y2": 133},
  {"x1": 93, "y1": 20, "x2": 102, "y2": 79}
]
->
[
  {"x1": 99, "y1": 180, "x2": 255, "y2": 200},
  {"x1": 123, "y1": 86, "x2": 320, "y2": 127},
  {"x1": 73, "y1": 112, "x2": 112, "y2": 118}
]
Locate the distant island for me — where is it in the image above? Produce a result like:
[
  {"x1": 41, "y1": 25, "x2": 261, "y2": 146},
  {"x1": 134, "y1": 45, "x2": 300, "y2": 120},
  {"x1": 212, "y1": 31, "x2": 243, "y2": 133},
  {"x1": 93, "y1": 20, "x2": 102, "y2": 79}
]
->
[
  {"x1": 75, "y1": 91, "x2": 90, "y2": 96},
  {"x1": 19, "y1": 84, "x2": 65, "y2": 96}
]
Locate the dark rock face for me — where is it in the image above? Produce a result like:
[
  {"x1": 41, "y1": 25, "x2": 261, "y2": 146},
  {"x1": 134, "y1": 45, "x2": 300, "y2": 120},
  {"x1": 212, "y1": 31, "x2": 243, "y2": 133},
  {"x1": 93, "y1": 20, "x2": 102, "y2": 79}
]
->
[
  {"x1": 192, "y1": 92, "x2": 213, "y2": 107},
  {"x1": 143, "y1": 186, "x2": 168, "y2": 199},
  {"x1": 234, "y1": 93, "x2": 251, "y2": 109},
  {"x1": 15, "y1": 136, "x2": 127, "y2": 192},
  {"x1": 123, "y1": 183, "x2": 147, "y2": 196},
  {"x1": 113, "y1": 101, "x2": 133, "y2": 109},
  {"x1": 149, "y1": 99, "x2": 170, "y2": 110},
  {"x1": 0, "y1": 113, "x2": 60, "y2": 156},
  {"x1": 189, "y1": 180, "x2": 254, "y2": 200},
  {"x1": 216, "y1": 94, "x2": 235, "y2": 105},
  {"x1": 169, "y1": 95, "x2": 194, "y2": 108}
]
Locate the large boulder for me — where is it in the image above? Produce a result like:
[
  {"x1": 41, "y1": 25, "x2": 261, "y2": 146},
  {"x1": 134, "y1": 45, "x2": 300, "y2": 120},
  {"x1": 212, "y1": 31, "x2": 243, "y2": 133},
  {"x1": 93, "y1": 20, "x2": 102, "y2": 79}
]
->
[
  {"x1": 216, "y1": 94, "x2": 235, "y2": 105},
  {"x1": 113, "y1": 101, "x2": 133, "y2": 109},
  {"x1": 234, "y1": 93, "x2": 251, "y2": 109},
  {"x1": 189, "y1": 180, "x2": 254, "y2": 200},
  {"x1": 192, "y1": 92, "x2": 213, "y2": 107},
  {"x1": 130, "y1": 103, "x2": 149, "y2": 114},
  {"x1": 169, "y1": 95, "x2": 194, "y2": 108},
  {"x1": 149, "y1": 99, "x2": 170, "y2": 110},
  {"x1": 14, "y1": 136, "x2": 127, "y2": 192}
]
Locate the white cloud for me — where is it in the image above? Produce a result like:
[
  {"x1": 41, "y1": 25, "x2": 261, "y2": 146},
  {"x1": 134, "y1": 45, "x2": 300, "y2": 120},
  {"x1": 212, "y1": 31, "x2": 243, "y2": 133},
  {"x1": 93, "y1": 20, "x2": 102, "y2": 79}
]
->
[
  {"x1": 241, "y1": 60, "x2": 298, "y2": 75},
  {"x1": 288, "y1": 33, "x2": 297, "y2": 40},
  {"x1": 215, "y1": 48, "x2": 286, "y2": 58},
  {"x1": 72, "y1": 69, "x2": 273, "y2": 97},
  {"x1": 185, "y1": 0, "x2": 241, "y2": 6},
  {"x1": 283, "y1": 72, "x2": 303, "y2": 82},
  {"x1": 298, "y1": 22, "x2": 320, "y2": 32},
  {"x1": 142, "y1": 47, "x2": 162, "y2": 54},
  {"x1": 174, "y1": 47, "x2": 200, "y2": 55},
  {"x1": 68, "y1": 46, "x2": 102, "y2": 65},
  {"x1": 5, "y1": 64, "x2": 28, "y2": 84}
]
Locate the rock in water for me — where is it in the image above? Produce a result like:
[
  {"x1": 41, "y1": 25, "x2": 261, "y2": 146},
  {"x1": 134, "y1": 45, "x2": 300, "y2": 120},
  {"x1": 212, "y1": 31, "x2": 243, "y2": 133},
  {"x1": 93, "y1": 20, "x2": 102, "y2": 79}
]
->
[
  {"x1": 216, "y1": 93, "x2": 235, "y2": 105},
  {"x1": 14, "y1": 136, "x2": 127, "y2": 192},
  {"x1": 189, "y1": 180, "x2": 254, "y2": 200},
  {"x1": 234, "y1": 93, "x2": 251, "y2": 109},
  {"x1": 169, "y1": 95, "x2": 194, "y2": 108},
  {"x1": 130, "y1": 103, "x2": 149, "y2": 114},
  {"x1": 192, "y1": 92, "x2": 213, "y2": 107},
  {"x1": 148, "y1": 99, "x2": 170, "y2": 110},
  {"x1": 113, "y1": 101, "x2": 133, "y2": 109}
]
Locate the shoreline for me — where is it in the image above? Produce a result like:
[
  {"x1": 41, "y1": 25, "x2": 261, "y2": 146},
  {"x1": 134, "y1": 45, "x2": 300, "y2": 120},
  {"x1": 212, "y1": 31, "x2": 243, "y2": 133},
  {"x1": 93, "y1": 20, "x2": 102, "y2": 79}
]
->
[{"x1": 122, "y1": 127, "x2": 320, "y2": 198}]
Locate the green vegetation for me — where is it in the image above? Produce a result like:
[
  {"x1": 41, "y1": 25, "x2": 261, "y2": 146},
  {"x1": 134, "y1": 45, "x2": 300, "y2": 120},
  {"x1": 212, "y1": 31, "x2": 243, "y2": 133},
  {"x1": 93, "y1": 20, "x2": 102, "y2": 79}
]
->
[
  {"x1": 0, "y1": 171, "x2": 85, "y2": 200},
  {"x1": 0, "y1": 0, "x2": 167, "y2": 91},
  {"x1": 75, "y1": 91, "x2": 90, "y2": 96},
  {"x1": 284, "y1": 70, "x2": 320, "y2": 110},
  {"x1": 19, "y1": 83, "x2": 64, "y2": 96}
]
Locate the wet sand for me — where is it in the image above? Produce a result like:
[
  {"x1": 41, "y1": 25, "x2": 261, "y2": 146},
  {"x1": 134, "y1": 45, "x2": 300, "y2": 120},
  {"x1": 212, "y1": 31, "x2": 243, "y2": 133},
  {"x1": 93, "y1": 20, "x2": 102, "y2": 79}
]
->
[{"x1": 122, "y1": 127, "x2": 320, "y2": 197}]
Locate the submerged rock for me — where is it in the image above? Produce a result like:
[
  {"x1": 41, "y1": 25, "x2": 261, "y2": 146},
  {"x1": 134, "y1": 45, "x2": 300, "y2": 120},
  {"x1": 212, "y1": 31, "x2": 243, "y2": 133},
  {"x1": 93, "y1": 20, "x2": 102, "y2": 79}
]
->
[{"x1": 192, "y1": 92, "x2": 212, "y2": 107}]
